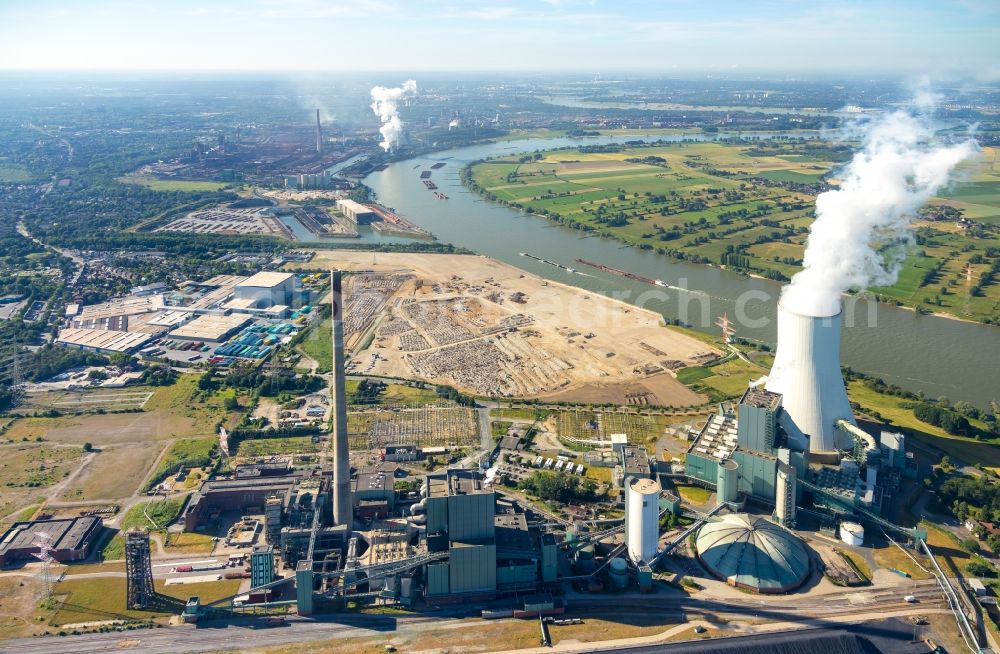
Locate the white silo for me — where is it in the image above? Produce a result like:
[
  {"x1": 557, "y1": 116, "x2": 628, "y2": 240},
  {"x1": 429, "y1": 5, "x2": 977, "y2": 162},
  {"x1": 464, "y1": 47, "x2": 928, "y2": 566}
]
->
[
  {"x1": 625, "y1": 477, "x2": 661, "y2": 564},
  {"x1": 765, "y1": 297, "x2": 855, "y2": 455}
]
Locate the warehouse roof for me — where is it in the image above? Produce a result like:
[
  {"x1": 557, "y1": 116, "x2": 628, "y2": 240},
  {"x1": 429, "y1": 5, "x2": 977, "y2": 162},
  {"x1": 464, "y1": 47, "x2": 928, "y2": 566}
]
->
[
  {"x1": 238, "y1": 272, "x2": 294, "y2": 288},
  {"x1": 696, "y1": 514, "x2": 810, "y2": 593},
  {"x1": 0, "y1": 516, "x2": 102, "y2": 557},
  {"x1": 337, "y1": 199, "x2": 375, "y2": 214},
  {"x1": 56, "y1": 328, "x2": 153, "y2": 353},
  {"x1": 170, "y1": 314, "x2": 252, "y2": 341}
]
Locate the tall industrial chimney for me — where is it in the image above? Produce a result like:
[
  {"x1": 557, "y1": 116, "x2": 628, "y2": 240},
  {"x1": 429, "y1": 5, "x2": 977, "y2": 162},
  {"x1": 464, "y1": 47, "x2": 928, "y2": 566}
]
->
[
  {"x1": 315, "y1": 109, "x2": 322, "y2": 154},
  {"x1": 764, "y1": 297, "x2": 855, "y2": 456},
  {"x1": 330, "y1": 271, "x2": 351, "y2": 531}
]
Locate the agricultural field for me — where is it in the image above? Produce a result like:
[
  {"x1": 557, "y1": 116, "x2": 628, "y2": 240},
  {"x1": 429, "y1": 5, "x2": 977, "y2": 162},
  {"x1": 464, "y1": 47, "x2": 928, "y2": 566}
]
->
[{"x1": 469, "y1": 141, "x2": 1000, "y2": 324}]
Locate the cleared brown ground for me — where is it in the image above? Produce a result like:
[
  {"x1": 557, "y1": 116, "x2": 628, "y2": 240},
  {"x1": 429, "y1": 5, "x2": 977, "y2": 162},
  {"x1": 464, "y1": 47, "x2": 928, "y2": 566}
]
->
[
  {"x1": 540, "y1": 372, "x2": 704, "y2": 406},
  {"x1": 59, "y1": 442, "x2": 167, "y2": 501},
  {"x1": 291, "y1": 252, "x2": 715, "y2": 405},
  {"x1": 4, "y1": 413, "x2": 196, "y2": 446}
]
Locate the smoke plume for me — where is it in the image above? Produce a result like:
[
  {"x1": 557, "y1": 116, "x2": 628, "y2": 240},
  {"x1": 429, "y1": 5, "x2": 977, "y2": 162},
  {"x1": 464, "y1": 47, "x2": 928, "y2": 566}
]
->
[
  {"x1": 370, "y1": 79, "x2": 417, "y2": 152},
  {"x1": 781, "y1": 103, "x2": 977, "y2": 317}
]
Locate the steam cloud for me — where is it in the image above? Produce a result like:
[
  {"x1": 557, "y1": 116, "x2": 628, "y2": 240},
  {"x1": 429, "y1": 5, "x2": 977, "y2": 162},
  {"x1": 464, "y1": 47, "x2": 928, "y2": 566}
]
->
[
  {"x1": 370, "y1": 79, "x2": 417, "y2": 152},
  {"x1": 782, "y1": 102, "x2": 977, "y2": 317}
]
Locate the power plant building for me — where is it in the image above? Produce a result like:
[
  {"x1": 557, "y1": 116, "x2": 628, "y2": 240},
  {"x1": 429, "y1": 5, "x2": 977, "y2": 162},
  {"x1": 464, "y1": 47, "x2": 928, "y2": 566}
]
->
[
  {"x1": 421, "y1": 469, "x2": 556, "y2": 600},
  {"x1": 685, "y1": 388, "x2": 783, "y2": 504}
]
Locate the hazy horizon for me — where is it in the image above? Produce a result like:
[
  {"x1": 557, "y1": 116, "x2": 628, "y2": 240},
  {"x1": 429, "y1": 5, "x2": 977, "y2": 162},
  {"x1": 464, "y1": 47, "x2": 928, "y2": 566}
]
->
[{"x1": 1, "y1": 0, "x2": 997, "y2": 78}]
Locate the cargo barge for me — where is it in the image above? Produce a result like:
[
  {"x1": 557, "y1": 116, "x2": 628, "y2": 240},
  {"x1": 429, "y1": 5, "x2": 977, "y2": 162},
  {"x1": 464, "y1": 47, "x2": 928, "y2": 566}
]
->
[
  {"x1": 520, "y1": 252, "x2": 574, "y2": 273},
  {"x1": 575, "y1": 259, "x2": 665, "y2": 287}
]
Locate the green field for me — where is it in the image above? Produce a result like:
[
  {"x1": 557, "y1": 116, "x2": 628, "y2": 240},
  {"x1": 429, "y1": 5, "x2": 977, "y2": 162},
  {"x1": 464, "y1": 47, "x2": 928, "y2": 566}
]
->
[
  {"x1": 846, "y1": 380, "x2": 1000, "y2": 469},
  {"x1": 300, "y1": 317, "x2": 332, "y2": 373},
  {"x1": 100, "y1": 497, "x2": 187, "y2": 560},
  {"x1": 0, "y1": 163, "x2": 34, "y2": 182},
  {"x1": 49, "y1": 577, "x2": 240, "y2": 626},
  {"x1": 468, "y1": 141, "x2": 1000, "y2": 324},
  {"x1": 144, "y1": 438, "x2": 217, "y2": 491},
  {"x1": 117, "y1": 175, "x2": 230, "y2": 192},
  {"x1": 235, "y1": 436, "x2": 319, "y2": 457}
]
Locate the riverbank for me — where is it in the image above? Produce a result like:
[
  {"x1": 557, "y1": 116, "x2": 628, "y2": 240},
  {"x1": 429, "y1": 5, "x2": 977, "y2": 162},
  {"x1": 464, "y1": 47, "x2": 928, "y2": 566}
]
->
[
  {"x1": 363, "y1": 132, "x2": 1000, "y2": 410},
  {"x1": 462, "y1": 138, "x2": 1000, "y2": 327}
]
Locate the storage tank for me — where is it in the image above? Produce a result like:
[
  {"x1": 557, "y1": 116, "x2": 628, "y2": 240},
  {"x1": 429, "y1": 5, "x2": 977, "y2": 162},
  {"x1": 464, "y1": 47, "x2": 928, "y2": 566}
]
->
[
  {"x1": 765, "y1": 298, "x2": 855, "y2": 455},
  {"x1": 717, "y1": 459, "x2": 739, "y2": 506},
  {"x1": 608, "y1": 557, "x2": 629, "y2": 589},
  {"x1": 839, "y1": 521, "x2": 865, "y2": 547},
  {"x1": 625, "y1": 477, "x2": 661, "y2": 564}
]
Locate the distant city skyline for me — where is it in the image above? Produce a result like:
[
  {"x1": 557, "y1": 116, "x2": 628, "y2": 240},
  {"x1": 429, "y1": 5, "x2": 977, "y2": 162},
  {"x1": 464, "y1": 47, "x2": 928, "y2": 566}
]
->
[{"x1": 0, "y1": 0, "x2": 997, "y2": 77}]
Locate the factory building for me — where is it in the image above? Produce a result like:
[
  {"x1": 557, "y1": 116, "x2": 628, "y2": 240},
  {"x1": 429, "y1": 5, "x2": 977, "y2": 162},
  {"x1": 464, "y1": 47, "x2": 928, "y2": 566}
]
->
[
  {"x1": 695, "y1": 514, "x2": 810, "y2": 594},
  {"x1": 55, "y1": 328, "x2": 154, "y2": 354},
  {"x1": 336, "y1": 199, "x2": 377, "y2": 224},
  {"x1": 234, "y1": 272, "x2": 296, "y2": 309},
  {"x1": 352, "y1": 468, "x2": 396, "y2": 520},
  {"x1": 0, "y1": 516, "x2": 103, "y2": 565},
  {"x1": 169, "y1": 313, "x2": 253, "y2": 344},
  {"x1": 615, "y1": 444, "x2": 653, "y2": 488},
  {"x1": 250, "y1": 544, "x2": 276, "y2": 588}
]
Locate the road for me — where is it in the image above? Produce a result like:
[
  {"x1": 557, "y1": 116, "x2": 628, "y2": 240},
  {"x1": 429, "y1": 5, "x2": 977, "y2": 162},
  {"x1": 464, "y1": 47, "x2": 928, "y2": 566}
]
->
[
  {"x1": 0, "y1": 581, "x2": 948, "y2": 654},
  {"x1": 16, "y1": 221, "x2": 85, "y2": 287}
]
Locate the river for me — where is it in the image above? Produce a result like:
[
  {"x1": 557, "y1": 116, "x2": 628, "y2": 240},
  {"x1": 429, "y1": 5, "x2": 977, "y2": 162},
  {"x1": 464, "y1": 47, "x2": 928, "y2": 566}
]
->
[{"x1": 359, "y1": 133, "x2": 998, "y2": 410}]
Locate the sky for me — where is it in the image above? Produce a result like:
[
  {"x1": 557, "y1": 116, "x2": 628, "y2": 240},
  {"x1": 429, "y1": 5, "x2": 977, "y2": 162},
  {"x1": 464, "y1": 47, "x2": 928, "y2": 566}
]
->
[{"x1": 0, "y1": 0, "x2": 998, "y2": 76}]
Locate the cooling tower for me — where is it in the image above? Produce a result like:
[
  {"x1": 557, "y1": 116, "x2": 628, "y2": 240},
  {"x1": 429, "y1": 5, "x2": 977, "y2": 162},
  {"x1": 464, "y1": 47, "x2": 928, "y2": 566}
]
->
[
  {"x1": 330, "y1": 271, "x2": 351, "y2": 532},
  {"x1": 764, "y1": 297, "x2": 855, "y2": 455}
]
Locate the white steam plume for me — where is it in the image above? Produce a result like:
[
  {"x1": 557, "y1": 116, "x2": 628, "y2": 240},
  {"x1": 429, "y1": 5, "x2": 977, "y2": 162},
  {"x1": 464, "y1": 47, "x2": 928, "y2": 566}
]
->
[
  {"x1": 781, "y1": 103, "x2": 977, "y2": 317},
  {"x1": 370, "y1": 79, "x2": 417, "y2": 152}
]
